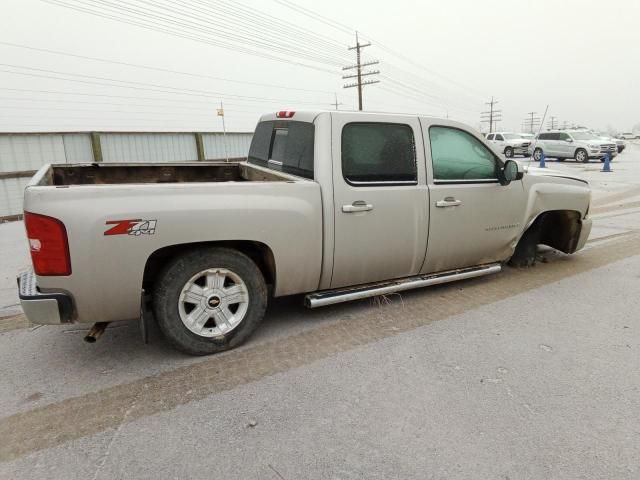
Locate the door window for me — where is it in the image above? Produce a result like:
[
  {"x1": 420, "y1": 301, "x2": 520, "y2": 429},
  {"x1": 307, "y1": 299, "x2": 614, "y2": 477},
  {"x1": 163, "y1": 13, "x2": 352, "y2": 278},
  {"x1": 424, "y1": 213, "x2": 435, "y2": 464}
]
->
[
  {"x1": 495, "y1": 134, "x2": 505, "y2": 141},
  {"x1": 486, "y1": 134, "x2": 494, "y2": 140},
  {"x1": 342, "y1": 123, "x2": 417, "y2": 185},
  {"x1": 429, "y1": 126, "x2": 499, "y2": 181}
]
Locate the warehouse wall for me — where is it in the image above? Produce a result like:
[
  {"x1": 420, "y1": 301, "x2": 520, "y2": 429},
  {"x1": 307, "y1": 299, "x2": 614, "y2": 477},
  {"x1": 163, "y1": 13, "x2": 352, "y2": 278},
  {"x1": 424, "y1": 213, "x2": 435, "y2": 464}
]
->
[{"x1": 0, "y1": 131, "x2": 253, "y2": 220}]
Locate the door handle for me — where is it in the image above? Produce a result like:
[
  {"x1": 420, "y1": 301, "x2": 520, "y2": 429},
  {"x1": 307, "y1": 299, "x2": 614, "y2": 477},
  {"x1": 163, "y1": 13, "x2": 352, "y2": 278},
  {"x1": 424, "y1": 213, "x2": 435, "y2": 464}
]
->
[
  {"x1": 436, "y1": 197, "x2": 462, "y2": 208},
  {"x1": 342, "y1": 201, "x2": 373, "y2": 213}
]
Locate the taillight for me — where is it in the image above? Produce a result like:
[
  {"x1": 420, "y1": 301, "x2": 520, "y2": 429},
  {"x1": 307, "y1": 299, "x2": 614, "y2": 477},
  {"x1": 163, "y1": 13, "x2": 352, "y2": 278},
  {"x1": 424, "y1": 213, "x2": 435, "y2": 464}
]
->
[
  {"x1": 276, "y1": 111, "x2": 295, "y2": 118},
  {"x1": 24, "y1": 212, "x2": 71, "y2": 276}
]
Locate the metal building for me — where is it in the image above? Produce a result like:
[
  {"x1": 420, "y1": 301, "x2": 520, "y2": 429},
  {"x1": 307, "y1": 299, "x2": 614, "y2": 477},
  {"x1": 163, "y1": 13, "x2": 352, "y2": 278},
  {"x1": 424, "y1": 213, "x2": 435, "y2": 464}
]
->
[{"x1": 0, "y1": 131, "x2": 253, "y2": 220}]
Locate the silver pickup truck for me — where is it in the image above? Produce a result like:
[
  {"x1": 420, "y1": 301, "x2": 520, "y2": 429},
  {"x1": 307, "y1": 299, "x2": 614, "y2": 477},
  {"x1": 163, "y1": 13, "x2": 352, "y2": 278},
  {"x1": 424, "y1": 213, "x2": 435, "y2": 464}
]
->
[{"x1": 18, "y1": 111, "x2": 592, "y2": 355}]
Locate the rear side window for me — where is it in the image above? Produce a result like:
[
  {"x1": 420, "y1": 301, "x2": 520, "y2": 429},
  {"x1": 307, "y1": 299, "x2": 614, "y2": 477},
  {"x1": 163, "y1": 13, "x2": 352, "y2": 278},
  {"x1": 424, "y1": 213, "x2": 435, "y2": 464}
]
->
[
  {"x1": 248, "y1": 121, "x2": 314, "y2": 179},
  {"x1": 486, "y1": 134, "x2": 494, "y2": 140},
  {"x1": 342, "y1": 123, "x2": 417, "y2": 185},
  {"x1": 538, "y1": 133, "x2": 551, "y2": 140}
]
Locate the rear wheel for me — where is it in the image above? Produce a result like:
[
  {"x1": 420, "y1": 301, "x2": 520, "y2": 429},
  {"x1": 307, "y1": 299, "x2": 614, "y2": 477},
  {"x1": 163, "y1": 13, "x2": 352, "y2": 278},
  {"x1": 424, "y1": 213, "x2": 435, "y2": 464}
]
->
[
  {"x1": 154, "y1": 247, "x2": 268, "y2": 355},
  {"x1": 575, "y1": 148, "x2": 589, "y2": 163}
]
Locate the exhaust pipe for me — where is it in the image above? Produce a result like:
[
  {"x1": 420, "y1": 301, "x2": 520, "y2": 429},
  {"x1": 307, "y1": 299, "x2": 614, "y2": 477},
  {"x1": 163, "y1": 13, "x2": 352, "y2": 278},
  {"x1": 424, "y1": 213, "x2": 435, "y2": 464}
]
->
[{"x1": 84, "y1": 322, "x2": 110, "y2": 343}]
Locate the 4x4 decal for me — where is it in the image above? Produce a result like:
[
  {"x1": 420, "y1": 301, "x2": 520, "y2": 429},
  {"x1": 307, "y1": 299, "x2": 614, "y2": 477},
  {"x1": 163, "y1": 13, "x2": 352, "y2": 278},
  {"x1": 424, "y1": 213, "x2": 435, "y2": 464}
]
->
[{"x1": 104, "y1": 219, "x2": 157, "y2": 236}]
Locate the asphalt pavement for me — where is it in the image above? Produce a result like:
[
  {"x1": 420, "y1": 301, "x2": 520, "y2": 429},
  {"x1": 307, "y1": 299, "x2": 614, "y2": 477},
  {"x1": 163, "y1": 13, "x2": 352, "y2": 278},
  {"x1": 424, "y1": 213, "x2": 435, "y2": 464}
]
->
[{"x1": 0, "y1": 143, "x2": 639, "y2": 479}]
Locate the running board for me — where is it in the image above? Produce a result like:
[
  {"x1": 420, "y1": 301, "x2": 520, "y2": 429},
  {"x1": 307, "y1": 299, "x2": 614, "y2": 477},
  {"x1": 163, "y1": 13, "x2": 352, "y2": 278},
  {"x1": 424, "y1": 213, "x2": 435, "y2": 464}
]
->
[{"x1": 304, "y1": 264, "x2": 502, "y2": 309}]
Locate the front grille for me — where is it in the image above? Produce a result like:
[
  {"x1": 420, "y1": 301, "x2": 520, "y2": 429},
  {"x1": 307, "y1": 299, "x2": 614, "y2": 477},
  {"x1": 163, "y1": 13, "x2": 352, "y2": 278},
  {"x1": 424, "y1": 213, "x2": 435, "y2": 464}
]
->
[
  {"x1": 521, "y1": 142, "x2": 531, "y2": 147},
  {"x1": 599, "y1": 144, "x2": 616, "y2": 153}
]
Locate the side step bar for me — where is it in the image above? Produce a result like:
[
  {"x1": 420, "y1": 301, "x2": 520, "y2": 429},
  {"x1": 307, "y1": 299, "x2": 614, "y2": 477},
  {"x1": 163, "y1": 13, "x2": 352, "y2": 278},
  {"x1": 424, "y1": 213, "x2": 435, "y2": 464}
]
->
[{"x1": 304, "y1": 263, "x2": 502, "y2": 309}]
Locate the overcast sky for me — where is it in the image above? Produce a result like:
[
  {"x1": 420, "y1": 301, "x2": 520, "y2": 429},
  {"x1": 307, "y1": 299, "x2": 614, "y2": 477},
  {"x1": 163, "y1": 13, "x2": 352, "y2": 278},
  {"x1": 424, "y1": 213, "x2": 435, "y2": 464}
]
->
[{"x1": 1, "y1": 0, "x2": 638, "y2": 133}]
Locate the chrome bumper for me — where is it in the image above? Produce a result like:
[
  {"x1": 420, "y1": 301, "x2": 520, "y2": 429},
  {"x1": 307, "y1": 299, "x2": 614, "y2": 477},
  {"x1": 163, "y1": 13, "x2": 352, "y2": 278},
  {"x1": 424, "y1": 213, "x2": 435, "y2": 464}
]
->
[{"x1": 17, "y1": 271, "x2": 73, "y2": 324}]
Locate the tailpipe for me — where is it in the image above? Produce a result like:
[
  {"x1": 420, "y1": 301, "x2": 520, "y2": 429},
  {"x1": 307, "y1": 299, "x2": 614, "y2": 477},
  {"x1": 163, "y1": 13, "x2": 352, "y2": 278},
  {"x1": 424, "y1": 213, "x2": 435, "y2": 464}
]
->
[{"x1": 84, "y1": 322, "x2": 110, "y2": 343}]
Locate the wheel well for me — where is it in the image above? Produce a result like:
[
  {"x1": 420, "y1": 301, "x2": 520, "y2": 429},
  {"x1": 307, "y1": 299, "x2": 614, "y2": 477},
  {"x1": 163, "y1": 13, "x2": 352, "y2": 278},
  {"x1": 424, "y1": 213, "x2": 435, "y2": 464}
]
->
[
  {"x1": 142, "y1": 241, "x2": 276, "y2": 294},
  {"x1": 527, "y1": 210, "x2": 582, "y2": 254}
]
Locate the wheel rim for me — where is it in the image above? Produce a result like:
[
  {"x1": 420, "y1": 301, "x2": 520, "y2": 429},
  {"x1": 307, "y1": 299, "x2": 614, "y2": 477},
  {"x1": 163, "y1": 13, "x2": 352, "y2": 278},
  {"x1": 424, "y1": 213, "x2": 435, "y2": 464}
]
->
[
  {"x1": 505, "y1": 148, "x2": 513, "y2": 158},
  {"x1": 178, "y1": 268, "x2": 249, "y2": 338},
  {"x1": 534, "y1": 150, "x2": 541, "y2": 161},
  {"x1": 577, "y1": 151, "x2": 586, "y2": 162}
]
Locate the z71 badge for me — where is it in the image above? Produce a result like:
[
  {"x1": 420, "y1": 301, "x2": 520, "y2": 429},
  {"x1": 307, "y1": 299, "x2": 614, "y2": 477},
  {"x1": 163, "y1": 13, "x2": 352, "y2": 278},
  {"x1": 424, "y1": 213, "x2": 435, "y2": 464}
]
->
[{"x1": 104, "y1": 219, "x2": 157, "y2": 236}]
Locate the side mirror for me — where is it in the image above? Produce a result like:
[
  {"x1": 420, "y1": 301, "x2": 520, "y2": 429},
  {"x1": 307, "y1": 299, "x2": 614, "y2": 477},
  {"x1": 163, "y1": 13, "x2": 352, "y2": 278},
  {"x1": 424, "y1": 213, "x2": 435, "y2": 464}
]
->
[
  {"x1": 500, "y1": 160, "x2": 520, "y2": 186},
  {"x1": 566, "y1": 138, "x2": 573, "y2": 142}
]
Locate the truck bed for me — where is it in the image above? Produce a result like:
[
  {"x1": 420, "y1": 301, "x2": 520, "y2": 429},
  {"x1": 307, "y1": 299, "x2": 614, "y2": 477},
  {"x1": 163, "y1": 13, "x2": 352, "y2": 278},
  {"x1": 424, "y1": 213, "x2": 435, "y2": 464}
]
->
[{"x1": 44, "y1": 161, "x2": 292, "y2": 186}]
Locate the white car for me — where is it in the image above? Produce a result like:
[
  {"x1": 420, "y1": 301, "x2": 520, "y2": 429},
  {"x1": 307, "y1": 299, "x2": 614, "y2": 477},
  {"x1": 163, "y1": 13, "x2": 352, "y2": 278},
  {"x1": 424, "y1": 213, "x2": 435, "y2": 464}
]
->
[
  {"x1": 530, "y1": 130, "x2": 617, "y2": 163},
  {"x1": 485, "y1": 132, "x2": 532, "y2": 158}
]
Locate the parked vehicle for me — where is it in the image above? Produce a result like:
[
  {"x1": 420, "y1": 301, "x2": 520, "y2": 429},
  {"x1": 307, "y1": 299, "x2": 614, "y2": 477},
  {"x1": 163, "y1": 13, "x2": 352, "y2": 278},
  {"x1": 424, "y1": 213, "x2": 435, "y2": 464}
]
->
[
  {"x1": 18, "y1": 111, "x2": 592, "y2": 355},
  {"x1": 619, "y1": 132, "x2": 636, "y2": 140},
  {"x1": 485, "y1": 132, "x2": 532, "y2": 158},
  {"x1": 594, "y1": 132, "x2": 626, "y2": 153},
  {"x1": 530, "y1": 130, "x2": 617, "y2": 162}
]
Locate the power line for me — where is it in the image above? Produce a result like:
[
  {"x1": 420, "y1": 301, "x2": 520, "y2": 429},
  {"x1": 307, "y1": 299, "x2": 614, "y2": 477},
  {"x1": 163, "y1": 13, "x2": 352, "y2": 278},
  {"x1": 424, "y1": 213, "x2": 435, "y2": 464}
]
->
[
  {"x1": 41, "y1": 0, "x2": 351, "y2": 72},
  {"x1": 343, "y1": 32, "x2": 379, "y2": 111},
  {"x1": 0, "y1": 42, "x2": 334, "y2": 95},
  {"x1": 270, "y1": 0, "x2": 484, "y2": 100},
  {"x1": 0, "y1": 64, "x2": 330, "y2": 105}
]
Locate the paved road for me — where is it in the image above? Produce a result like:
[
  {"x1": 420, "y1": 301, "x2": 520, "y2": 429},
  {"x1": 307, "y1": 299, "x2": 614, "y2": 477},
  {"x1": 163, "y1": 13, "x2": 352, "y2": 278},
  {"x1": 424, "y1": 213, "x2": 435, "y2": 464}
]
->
[{"x1": 1, "y1": 144, "x2": 639, "y2": 479}]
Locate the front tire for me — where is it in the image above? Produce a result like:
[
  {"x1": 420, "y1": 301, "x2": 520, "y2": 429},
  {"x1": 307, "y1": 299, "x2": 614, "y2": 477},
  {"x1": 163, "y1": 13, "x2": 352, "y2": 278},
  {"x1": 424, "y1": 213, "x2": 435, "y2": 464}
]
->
[
  {"x1": 575, "y1": 148, "x2": 589, "y2": 163},
  {"x1": 504, "y1": 147, "x2": 514, "y2": 158},
  {"x1": 508, "y1": 227, "x2": 540, "y2": 268},
  {"x1": 533, "y1": 148, "x2": 543, "y2": 161},
  {"x1": 154, "y1": 247, "x2": 268, "y2": 355}
]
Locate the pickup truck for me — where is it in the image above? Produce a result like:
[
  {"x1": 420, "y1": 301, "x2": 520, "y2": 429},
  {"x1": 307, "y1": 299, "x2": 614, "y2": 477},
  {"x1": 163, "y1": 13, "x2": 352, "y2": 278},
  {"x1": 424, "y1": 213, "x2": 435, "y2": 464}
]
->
[{"x1": 18, "y1": 111, "x2": 592, "y2": 355}]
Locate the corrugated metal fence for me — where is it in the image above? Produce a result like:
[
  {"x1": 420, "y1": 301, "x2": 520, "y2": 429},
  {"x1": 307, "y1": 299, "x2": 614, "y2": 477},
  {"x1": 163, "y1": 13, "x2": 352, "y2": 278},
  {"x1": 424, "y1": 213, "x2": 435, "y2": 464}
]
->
[{"x1": 0, "y1": 131, "x2": 253, "y2": 219}]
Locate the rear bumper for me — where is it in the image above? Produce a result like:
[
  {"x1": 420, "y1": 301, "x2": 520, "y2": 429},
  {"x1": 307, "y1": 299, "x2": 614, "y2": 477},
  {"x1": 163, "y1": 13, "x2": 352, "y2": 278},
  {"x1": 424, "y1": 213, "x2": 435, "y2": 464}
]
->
[
  {"x1": 575, "y1": 217, "x2": 593, "y2": 252},
  {"x1": 17, "y1": 271, "x2": 73, "y2": 325}
]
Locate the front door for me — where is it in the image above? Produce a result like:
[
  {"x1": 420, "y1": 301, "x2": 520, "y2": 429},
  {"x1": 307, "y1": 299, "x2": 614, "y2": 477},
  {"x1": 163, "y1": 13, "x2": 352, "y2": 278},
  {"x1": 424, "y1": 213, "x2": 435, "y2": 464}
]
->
[
  {"x1": 330, "y1": 113, "x2": 429, "y2": 288},
  {"x1": 420, "y1": 121, "x2": 527, "y2": 273}
]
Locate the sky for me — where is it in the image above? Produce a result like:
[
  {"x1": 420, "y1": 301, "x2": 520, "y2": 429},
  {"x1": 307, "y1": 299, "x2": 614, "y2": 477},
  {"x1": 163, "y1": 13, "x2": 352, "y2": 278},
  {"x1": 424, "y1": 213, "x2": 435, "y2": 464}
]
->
[{"x1": 0, "y1": 0, "x2": 638, "y2": 133}]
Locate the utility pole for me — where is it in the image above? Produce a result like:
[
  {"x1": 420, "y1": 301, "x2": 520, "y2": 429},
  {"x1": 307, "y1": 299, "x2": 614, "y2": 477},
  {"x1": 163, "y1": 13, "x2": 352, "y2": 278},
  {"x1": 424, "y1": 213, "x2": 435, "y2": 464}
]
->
[
  {"x1": 547, "y1": 116, "x2": 558, "y2": 130},
  {"x1": 330, "y1": 92, "x2": 343, "y2": 110},
  {"x1": 217, "y1": 102, "x2": 229, "y2": 162},
  {"x1": 342, "y1": 32, "x2": 379, "y2": 111},
  {"x1": 524, "y1": 111, "x2": 541, "y2": 133},
  {"x1": 480, "y1": 97, "x2": 502, "y2": 133}
]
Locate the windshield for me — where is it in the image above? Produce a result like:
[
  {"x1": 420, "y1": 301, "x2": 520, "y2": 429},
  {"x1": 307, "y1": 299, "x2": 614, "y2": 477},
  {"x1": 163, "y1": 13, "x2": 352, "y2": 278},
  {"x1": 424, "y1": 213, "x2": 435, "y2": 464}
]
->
[
  {"x1": 569, "y1": 132, "x2": 597, "y2": 140},
  {"x1": 502, "y1": 133, "x2": 521, "y2": 140}
]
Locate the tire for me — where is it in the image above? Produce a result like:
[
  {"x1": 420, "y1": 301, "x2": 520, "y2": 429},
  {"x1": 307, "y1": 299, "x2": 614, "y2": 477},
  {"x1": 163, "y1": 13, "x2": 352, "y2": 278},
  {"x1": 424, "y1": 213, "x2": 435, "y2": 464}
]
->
[
  {"x1": 533, "y1": 148, "x2": 543, "y2": 161},
  {"x1": 575, "y1": 148, "x2": 589, "y2": 163},
  {"x1": 508, "y1": 227, "x2": 540, "y2": 268},
  {"x1": 504, "y1": 147, "x2": 514, "y2": 158},
  {"x1": 154, "y1": 247, "x2": 268, "y2": 355}
]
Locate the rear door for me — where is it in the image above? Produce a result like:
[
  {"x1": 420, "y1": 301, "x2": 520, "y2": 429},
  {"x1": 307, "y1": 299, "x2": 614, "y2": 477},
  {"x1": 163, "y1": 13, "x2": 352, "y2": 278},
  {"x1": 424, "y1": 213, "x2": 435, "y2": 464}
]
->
[
  {"x1": 493, "y1": 133, "x2": 506, "y2": 154},
  {"x1": 330, "y1": 113, "x2": 429, "y2": 288},
  {"x1": 420, "y1": 120, "x2": 526, "y2": 273}
]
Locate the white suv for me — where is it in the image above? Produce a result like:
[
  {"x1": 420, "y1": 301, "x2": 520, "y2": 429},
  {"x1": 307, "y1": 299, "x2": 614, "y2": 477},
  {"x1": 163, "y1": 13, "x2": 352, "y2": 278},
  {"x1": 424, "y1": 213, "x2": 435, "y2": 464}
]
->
[
  {"x1": 485, "y1": 132, "x2": 532, "y2": 158},
  {"x1": 530, "y1": 130, "x2": 617, "y2": 163}
]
